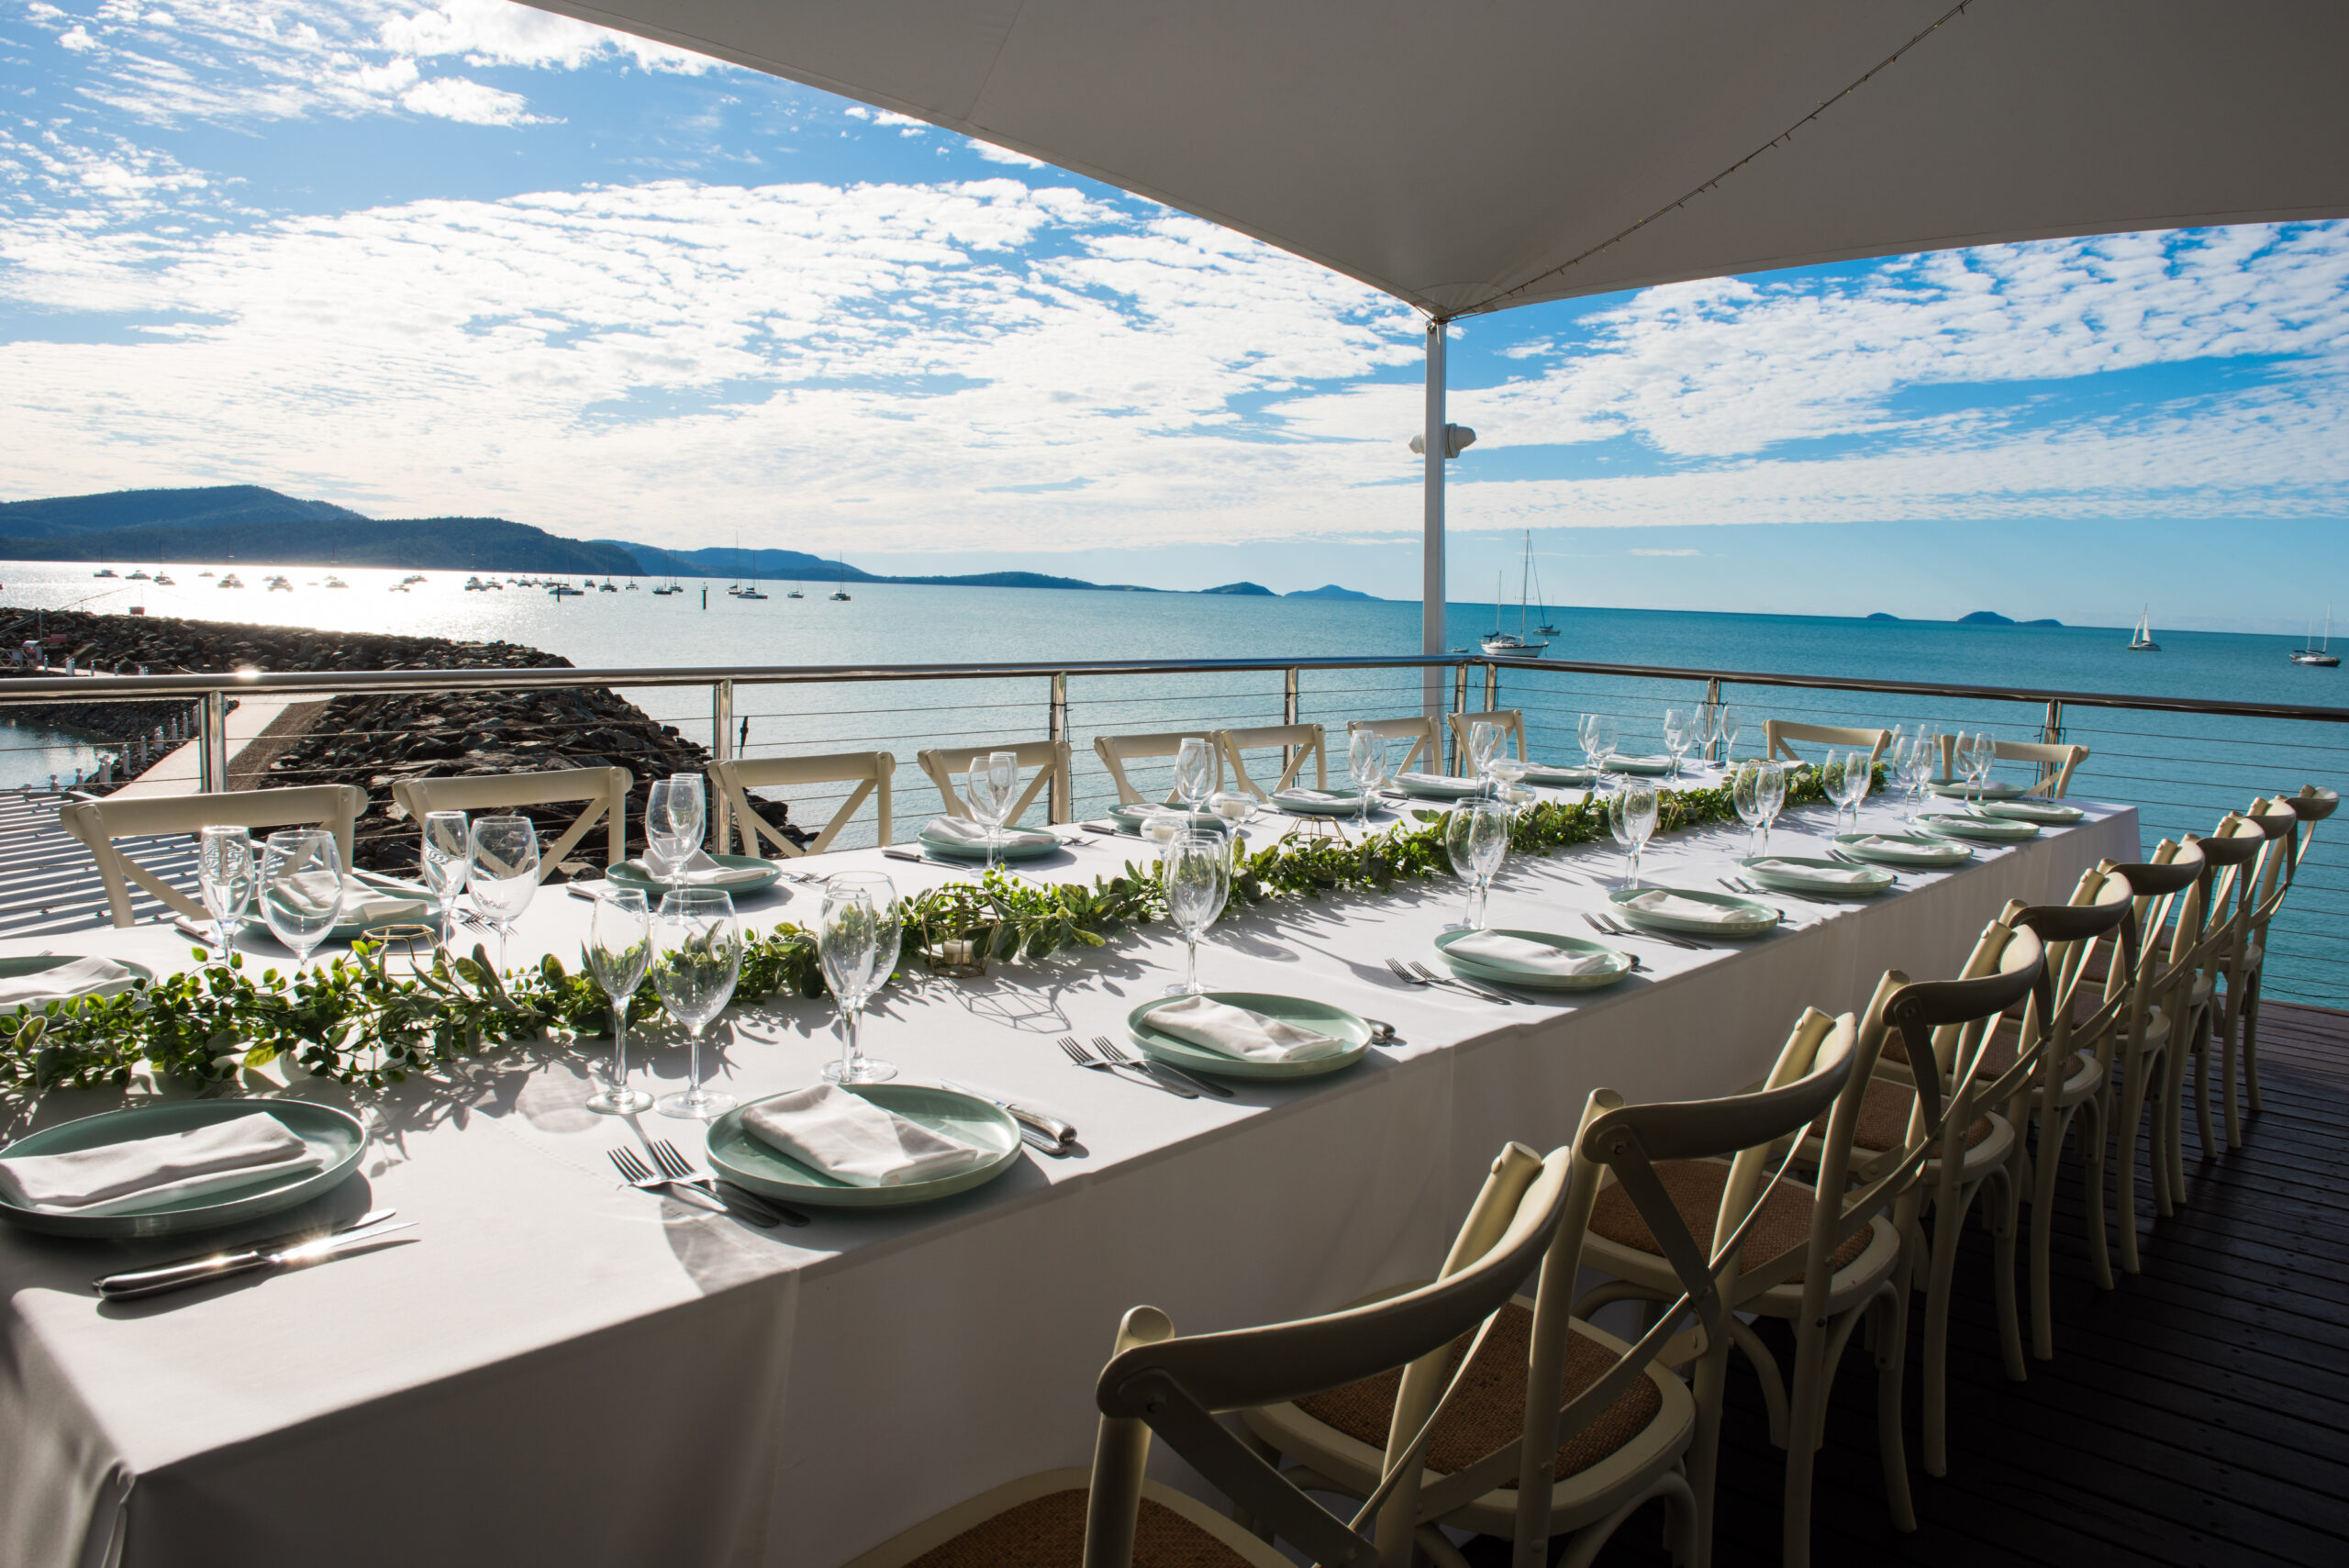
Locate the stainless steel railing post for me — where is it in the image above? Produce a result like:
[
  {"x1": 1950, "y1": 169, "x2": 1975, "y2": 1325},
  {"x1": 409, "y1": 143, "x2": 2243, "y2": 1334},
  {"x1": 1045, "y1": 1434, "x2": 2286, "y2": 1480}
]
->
[
  {"x1": 1704, "y1": 677, "x2": 1723, "y2": 762},
  {"x1": 1449, "y1": 663, "x2": 1469, "y2": 772},
  {"x1": 1282, "y1": 666, "x2": 1300, "y2": 774},
  {"x1": 198, "y1": 691, "x2": 228, "y2": 794},
  {"x1": 2041, "y1": 699, "x2": 2065, "y2": 791},
  {"x1": 709, "y1": 678, "x2": 735, "y2": 851},
  {"x1": 1482, "y1": 660, "x2": 1497, "y2": 712},
  {"x1": 1048, "y1": 672, "x2": 1070, "y2": 824}
]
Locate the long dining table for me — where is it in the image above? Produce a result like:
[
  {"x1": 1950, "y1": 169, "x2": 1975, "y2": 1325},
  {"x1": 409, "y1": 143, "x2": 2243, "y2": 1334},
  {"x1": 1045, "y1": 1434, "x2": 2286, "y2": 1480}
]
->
[{"x1": 0, "y1": 779, "x2": 2138, "y2": 1568}]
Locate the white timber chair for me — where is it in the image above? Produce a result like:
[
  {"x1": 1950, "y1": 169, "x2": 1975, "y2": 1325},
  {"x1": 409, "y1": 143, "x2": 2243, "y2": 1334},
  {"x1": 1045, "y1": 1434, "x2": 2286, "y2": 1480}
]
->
[
  {"x1": 1346, "y1": 716, "x2": 1442, "y2": 776},
  {"x1": 1934, "y1": 735, "x2": 2089, "y2": 797},
  {"x1": 1212, "y1": 723, "x2": 1326, "y2": 801},
  {"x1": 1093, "y1": 729, "x2": 1225, "y2": 806},
  {"x1": 2171, "y1": 817, "x2": 2268, "y2": 1167},
  {"x1": 61, "y1": 784, "x2": 365, "y2": 929},
  {"x1": 1241, "y1": 1006, "x2": 1859, "y2": 1568},
  {"x1": 2098, "y1": 841, "x2": 2206, "y2": 1273},
  {"x1": 391, "y1": 767, "x2": 632, "y2": 883},
  {"x1": 1762, "y1": 720, "x2": 1891, "y2": 768},
  {"x1": 2227, "y1": 797, "x2": 2309, "y2": 1135},
  {"x1": 915, "y1": 739, "x2": 1071, "y2": 827},
  {"x1": 1444, "y1": 709, "x2": 1526, "y2": 777},
  {"x1": 707, "y1": 752, "x2": 893, "y2": 858},
  {"x1": 845, "y1": 1140, "x2": 1580, "y2": 1568}
]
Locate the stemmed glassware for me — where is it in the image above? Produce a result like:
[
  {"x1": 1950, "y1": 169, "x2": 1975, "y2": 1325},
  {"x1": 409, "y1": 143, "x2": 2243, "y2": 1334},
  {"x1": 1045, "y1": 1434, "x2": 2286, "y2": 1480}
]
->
[
  {"x1": 964, "y1": 751, "x2": 1018, "y2": 875},
  {"x1": 653, "y1": 887, "x2": 742, "y2": 1117},
  {"x1": 1579, "y1": 713, "x2": 1619, "y2": 773},
  {"x1": 1901, "y1": 728, "x2": 1940, "y2": 822},
  {"x1": 1346, "y1": 728, "x2": 1388, "y2": 828},
  {"x1": 1663, "y1": 706, "x2": 1696, "y2": 778},
  {"x1": 1964, "y1": 730, "x2": 1998, "y2": 812},
  {"x1": 818, "y1": 872, "x2": 901, "y2": 1085},
  {"x1": 1821, "y1": 750, "x2": 1854, "y2": 835},
  {"x1": 419, "y1": 809, "x2": 469, "y2": 951},
  {"x1": 196, "y1": 827, "x2": 253, "y2": 964},
  {"x1": 1712, "y1": 705, "x2": 1742, "y2": 763},
  {"x1": 644, "y1": 776, "x2": 704, "y2": 877},
  {"x1": 1160, "y1": 831, "x2": 1232, "y2": 995},
  {"x1": 466, "y1": 815, "x2": 539, "y2": 973},
  {"x1": 1732, "y1": 761, "x2": 1770, "y2": 857},
  {"x1": 1442, "y1": 799, "x2": 1509, "y2": 929},
  {"x1": 1759, "y1": 757, "x2": 1787, "y2": 845},
  {"x1": 584, "y1": 887, "x2": 653, "y2": 1116},
  {"x1": 1174, "y1": 736, "x2": 1216, "y2": 816},
  {"x1": 1467, "y1": 720, "x2": 1503, "y2": 794},
  {"x1": 259, "y1": 828, "x2": 341, "y2": 976},
  {"x1": 1607, "y1": 778, "x2": 1660, "y2": 886}
]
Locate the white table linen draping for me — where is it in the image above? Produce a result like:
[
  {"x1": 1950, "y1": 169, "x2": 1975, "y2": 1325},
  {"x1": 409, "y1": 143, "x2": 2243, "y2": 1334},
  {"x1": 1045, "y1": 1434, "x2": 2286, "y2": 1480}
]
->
[{"x1": 0, "y1": 785, "x2": 2137, "y2": 1568}]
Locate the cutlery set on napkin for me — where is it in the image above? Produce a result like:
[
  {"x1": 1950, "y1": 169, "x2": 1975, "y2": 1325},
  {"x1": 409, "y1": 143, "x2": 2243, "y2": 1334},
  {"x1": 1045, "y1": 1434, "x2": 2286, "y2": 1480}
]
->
[
  {"x1": 921, "y1": 817, "x2": 1059, "y2": 851},
  {"x1": 624, "y1": 844, "x2": 772, "y2": 887}
]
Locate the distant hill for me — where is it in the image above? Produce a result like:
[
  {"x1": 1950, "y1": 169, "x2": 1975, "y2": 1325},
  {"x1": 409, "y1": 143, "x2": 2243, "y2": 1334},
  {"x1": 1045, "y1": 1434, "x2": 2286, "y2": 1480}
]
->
[
  {"x1": 1286, "y1": 584, "x2": 1377, "y2": 601},
  {"x1": 0, "y1": 484, "x2": 362, "y2": 540},
  {"x1": 1957, "y1": 610, "x2": 2014, "y2": 625},
  {"x1": 1865, "y1": 612, "x2": 1898, "y2": 622},
  {"x1": 2, "y1": 514, "x2": 637, "y2": 574},
  {"x1": 1201, "y1": 582, "x2": 1275, "y2": 596},
  {"x1": 596, "y1": 541, "x2": 1158, "y2": 593}
]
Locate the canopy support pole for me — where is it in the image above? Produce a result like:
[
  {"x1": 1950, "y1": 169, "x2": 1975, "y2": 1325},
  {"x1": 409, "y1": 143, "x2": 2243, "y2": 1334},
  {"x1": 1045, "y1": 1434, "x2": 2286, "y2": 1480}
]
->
[{"x1": 1421, "y1": 317, "x2": 1447, "y2": 717}]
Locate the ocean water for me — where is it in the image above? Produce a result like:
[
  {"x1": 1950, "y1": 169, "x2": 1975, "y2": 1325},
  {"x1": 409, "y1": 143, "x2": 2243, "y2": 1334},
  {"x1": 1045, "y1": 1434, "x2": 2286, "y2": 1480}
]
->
[{"x1": 6, "y1": 560, "x2": 2343, "y2": 1000}]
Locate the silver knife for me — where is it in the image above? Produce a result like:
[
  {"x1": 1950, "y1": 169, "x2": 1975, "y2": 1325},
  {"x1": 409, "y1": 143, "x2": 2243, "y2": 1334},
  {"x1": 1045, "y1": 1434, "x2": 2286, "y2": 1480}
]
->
[
  {"x1": 97, "y1": 1218, "x2": 416, "y2": 1299},
  {"x1": 938, "y1": 1080, "x2": 1079, "y2": 1153},
  {"x1": 94, "y1": 1207, "x2": 396, "y2": 1296}
]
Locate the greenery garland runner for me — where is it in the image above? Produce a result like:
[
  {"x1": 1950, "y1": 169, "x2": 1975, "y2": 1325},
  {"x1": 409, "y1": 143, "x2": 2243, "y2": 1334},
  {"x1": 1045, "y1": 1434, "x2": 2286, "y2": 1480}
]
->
[{"x1": 3, "y1": 765, "x2": 1865, "y2": 1097}]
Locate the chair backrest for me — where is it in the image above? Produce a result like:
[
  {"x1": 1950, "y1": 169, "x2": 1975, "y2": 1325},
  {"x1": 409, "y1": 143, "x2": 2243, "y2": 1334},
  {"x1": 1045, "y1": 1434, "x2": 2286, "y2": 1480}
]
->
[
  {"x1": 2282, "y1": 786, "x2": 2339, "y2": 873},
  {"x1": 2106, "y1": 840, "x2": 2208, "y2": 1058},
  {"x1": 2242, "y1": 798, "x2": 2305, "y2": 916},
  {"x1": 1764, "y1": 720, "x2": 1890, "y2": 767},
  {"x1": 1092, "y1": 730, "x2": 1225, "y2": 806},
  {"x1": 1998, "y1": 873, "x2": 2137, "y2": 1111},
  {"x1": 1346, "y1": 716, "x2": 1442, "y2": 777},
  {"x1": 390, "y1": 767, "x2": 632, "y2": 882},
  {"x1": 1443, "y1": 709, "x2": 1525, "y2": 777},
  {"x1": 915, "y1": 740, "x2": 1071, "y2": 828},
  {"x1": 1993, "y1": 740, "x2": 2089, "y2": 797},
  {"x1": 1213, "y1": 724, "x2": 1326, "y2": 801},
  {"x1": 1081, "y1": 1140, "x2": 1575, "y2": 1568},
  {"x1": 60, "y1": 784, "x2": 365, "y2": 928},
  {"x1": 708, "y1": 752, "x2": 893, "y2": 858}
]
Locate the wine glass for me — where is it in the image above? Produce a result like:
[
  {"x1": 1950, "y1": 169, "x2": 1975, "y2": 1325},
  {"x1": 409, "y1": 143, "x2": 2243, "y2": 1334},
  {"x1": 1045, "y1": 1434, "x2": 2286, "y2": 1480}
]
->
[
  {"x1": 1903, "y1": 729, "x2": 1939, "y2": 822},
  {"x1": 418, "y1": 810, "x2": 468, "y2": 951},
  {"x1": 1663, "y1": 706, "x2": 1696, "y2": 778},
  {"x1": 197, "y1": 827, "x2": 252, "y2": 964},
  {"x1": 1467, "y1": 720, "x2": 1502, "y2": 792},
  {"x1": 1487, "y1": 747, "x2": 1529, "y2": 811},
  {"x1": 1607, "y1": 778, "x2": 1659, "y2": 886},
  {"x1": 665, "y1": 773, "x2": 707, "y2": 852},
  {"x1": 965, "y1": 751, "x2": 1018, "y2": 875},
  {"x1": 1713, "y1": 704, "x2": 1742, "y2": 763},
  {"x1": 1757, "y1": 759, "x2": 1788, "y2": 850},
  {"x1": 1965, "y1": 731, "x2": 1998, "y2": 812},
  {"x1": 1732, "y1": 761, "x2": 1770, "y2": 858},
  {"x1": 466, "y1": 815, "x2": 539, "y2": 973},
  {"x1": 653, "y1": 887, "x2": 741, "y2": 1118},
  {"x1": 1443, "y1": 799, "x2": 1509, "y2": 929},
  {"x1": 585, "y1": 887, "x2": 653, "y2": 1116},
  {"x1": 1346, "y1": 727, "x2": 1387, "y2": 828},
  {"x1": 1160, "y1": 831, "x2": 1232, "y2": 995},
  {"x1": 643, "y1": 778, "x2": 695, "y2": 880},
  {"x1": 1841, "y1": 746, "x2": 1876, "y2": 826},
  {"x1": 818, "y1": 872, "x2": 901, "y2": 1084},
  {"x1": 1820, "y1": 750, "x2": 1853, "y2": 835},
  {"x1": 259, "y1": 828, "x2": 341, "y2": 976},
  {"x1": 1580, "y1": 713, "x2": 1619, "y2": 773},
  {"x1": 1174, "y1": 736, "x2": 1216, "y2": 813}
]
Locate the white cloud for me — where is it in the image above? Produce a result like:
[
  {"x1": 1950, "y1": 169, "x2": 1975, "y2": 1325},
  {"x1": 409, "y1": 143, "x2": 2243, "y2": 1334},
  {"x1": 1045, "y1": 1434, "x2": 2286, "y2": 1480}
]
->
[
  {"x1": 59, "y1": 24, "x2": 97, "y2": 49},
  {"x1": 397, "y1": 71, "x2": 541, "y2": 125},
  {"x1": 972, "y1": 140, "x2": 1045, "y2": 169}
]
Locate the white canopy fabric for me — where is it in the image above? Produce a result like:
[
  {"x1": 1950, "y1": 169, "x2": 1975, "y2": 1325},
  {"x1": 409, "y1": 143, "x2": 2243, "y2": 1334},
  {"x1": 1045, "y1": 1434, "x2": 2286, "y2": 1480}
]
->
[{"x1": 523, "y1": 0, "x2": 2349, "y2": 318}]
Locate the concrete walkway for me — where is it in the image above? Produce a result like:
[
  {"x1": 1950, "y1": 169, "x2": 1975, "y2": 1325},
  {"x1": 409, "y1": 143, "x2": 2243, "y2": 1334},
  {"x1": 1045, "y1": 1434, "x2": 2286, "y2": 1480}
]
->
[{"x1": 109, "y1": 697, "x2": 314, "y2": 800}]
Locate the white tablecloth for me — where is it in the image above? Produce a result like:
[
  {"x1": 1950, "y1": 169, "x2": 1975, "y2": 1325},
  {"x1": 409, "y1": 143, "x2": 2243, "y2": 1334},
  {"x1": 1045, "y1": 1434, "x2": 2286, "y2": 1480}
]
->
[{"x1": 0, "y1": 789, "x2": 2137, "y2": 1567}]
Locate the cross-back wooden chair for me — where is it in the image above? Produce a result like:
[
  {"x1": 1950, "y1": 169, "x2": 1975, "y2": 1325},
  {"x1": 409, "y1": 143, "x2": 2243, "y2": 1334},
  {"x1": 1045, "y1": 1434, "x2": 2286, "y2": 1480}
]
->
[
  {"x1": 1933, "y1": 736, "x2": 2089, "y2": 796},
  {"x1": 845, "y1": 1140, "x2": 1578, "y2": 1568},
  {"x1": 1242, "y1": 1009, "x2": 1858, "y2": 1568},
  {"x1": 391, "y1": 767, "x2": 631, "y2": 884},
  {"x1": 60, "y1": 784, "x2": 365, "y2": 928},
  {"x1": 2099, "y1": 841, "x2": 2205, "y2": 1273},
  {"x1": 2173, "y1": 817, "x2": 2268, "y2": 1163},
  {"x1": 707, "y1": 752, "x2": 893, "y2": 858},
  {"x1": 1213, "y1": 724, "x2": 1326, "y2": 801},
  {"x1": 1346, "y1": 717, "x2": 1442, "y2": 777},
  {"x1": 1092, "y1": 730, "x2": 1225, "y2": 806},
  {"x1": 915, "y1": 740, "x2": 1071, "y2": 828},
  {"x1": 1444, "y1": 709, "x2": 1525, "y2": 777},
  {"x1": 2228, "y1": 797, "x2": 2310, "y2": 1134},
  {"x1": 1762, "y1": 720, "x2": 1890, "y2": 768},
  {"x1": 2280, "y1": 785, "x2": 2338, "y2": 873}
]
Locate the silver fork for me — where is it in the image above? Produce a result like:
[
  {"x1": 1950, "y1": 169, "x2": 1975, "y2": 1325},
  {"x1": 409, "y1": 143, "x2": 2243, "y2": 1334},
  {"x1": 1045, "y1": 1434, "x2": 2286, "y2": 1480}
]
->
[
  {"x1": 645, "y1": 1139, "x2": 808, "y2": 1228},
  {"x1": 1059, "y1": 1035, "x2": 1197, "y2": 1098},
  {"x1": 1722, "y1": 874, "x2": 1820, "y2": 908},
  {"x1": 1094, "y1": 1035, "x2": 1232, "y2": 1097},
  {"x1": 1829, "y1": 847, "x2": 1905, "y2": 885},
  {"x1": 1584, "y1": 911, "x2": 1702, "y2": 951},
  {"x1": 1384, "y1": 956, "x2": 1510, "y2": 1005},
  {"x1": 607, "y1": 1146, "x2": 779, "y2": 1227},
  {"x1": 1409, "y1": 959, "x2": 1520, "y2": 1005}
]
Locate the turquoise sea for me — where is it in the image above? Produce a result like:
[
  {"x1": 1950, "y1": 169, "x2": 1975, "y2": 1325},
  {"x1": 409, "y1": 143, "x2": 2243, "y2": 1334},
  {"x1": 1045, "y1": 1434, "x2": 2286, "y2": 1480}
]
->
[{"x1": 5, "y1": 560, "x2": 2343, "y2": 1001}]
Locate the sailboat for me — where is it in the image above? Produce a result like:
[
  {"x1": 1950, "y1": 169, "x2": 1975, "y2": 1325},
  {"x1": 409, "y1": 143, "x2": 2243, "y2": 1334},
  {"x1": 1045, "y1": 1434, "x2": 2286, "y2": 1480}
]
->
[
  {"x1": 2291, "y1": 604, "x2": 2339, "y2": 666},
  {"x1": 2127, "y1": 605, "x2": 2159, "y2": 652},
  {"x1": 1531, "y1": 545, "x2": 1559, "y2": 637},
  {"x1": 738, "y1": 547, "x2": 768, "y2": 600},
  {"x1": 787, "y1": 564, "x2": 805, "y2": 601},
  {"x1": 828, "y1": 556, "x2": 852, "y2": 601},
  {"x1": 1479, "y1": 532, "x2": 1550, "y2": 656}
]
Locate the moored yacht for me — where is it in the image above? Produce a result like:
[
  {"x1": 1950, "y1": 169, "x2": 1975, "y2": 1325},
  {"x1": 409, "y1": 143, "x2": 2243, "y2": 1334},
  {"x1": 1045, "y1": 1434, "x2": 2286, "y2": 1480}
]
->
[
  {"x1": 323, "y1": 574, "x2": 348, "y2": 589},
  {"x1": 2291, "y1": 604, "x2": 2339, "y2": 666},
  {"x1": 2128, "y1": 605, "x2": 2160, "y2": 651},
  {"x1": 127, "y1": 570, "x2": 150, "y2": 582},
  {"x1": 217, "y1": 573, "x2": 244, "y2": 589}
]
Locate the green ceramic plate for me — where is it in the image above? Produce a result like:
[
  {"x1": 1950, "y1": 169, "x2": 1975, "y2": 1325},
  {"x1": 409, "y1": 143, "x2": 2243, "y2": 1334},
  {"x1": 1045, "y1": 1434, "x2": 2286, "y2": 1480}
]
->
[
  {"x1": 1920, "y1": 813, "x2": 2039, "y2": 843},
  {"x1": 1271, "y1": 787, "x2": 1373, "y2": 817},
  {"x1": 0, "y1": 1100, "x2": 366, "y2": 1239},
  {"x1": 706, "y1": 1085, "x2": 1021, "y2": 1208},
  {"x1": 0, "y1": 955, "x2": 155, "y2": 1010},
  {"x1": 1394, "y1": 773, "x2": 1486, "y2": 801},
  {"x1": 1108, "y1": 803, "x2": 1226, "y2": 832},
  {"x1": 1739, "y1": 855, "x2": 1897, "y2": 897},
  {"x1": 1433, "y1": 929, "x2": 1632, "y2": 991},
  {"x1": 245, "y1": 886, "x2": 443, "y2": 944},
  {"x1": 1983, "y1": 799, "x2": 2086, "y2": 824},
  {"x1": 1601, "y1": 755, "x2": 1677, "y2": 776},
  {"x1": 1128, "y1": 992, "x2": 1372, "y2": 1081},
  {"x1": 1833, "y1": 831, "x2": 1975, "y2": 867},
  {"x1": 1930, "y1": 780, "x2": 2026, "y2": 801},
  {"x1": 605, "y1": 854, "x2": 785, "y2": 897},
  {"x1": 1608, "y1": 885, "x2": 1780, "y2": 936},
  {"x1": 1522, "y1": 765, "x2": 1598, "y2": 787},
  {"x1": 917, "y1": 827, "x2": 1065, "y2": 862}
]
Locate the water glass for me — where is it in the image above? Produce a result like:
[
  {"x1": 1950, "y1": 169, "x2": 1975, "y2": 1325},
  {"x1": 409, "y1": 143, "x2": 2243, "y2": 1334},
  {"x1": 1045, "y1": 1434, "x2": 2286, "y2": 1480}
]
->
[
  {"x1": 964, "y1": 751, "x2": 1019, "y2": 873},
  {"x1": 1346, "y1": 728, "x2": 1388, "y2": 827},
  {"x1": 644, "y1": 777, "x2": 700, "y2": 872},
  {"x1": 1841, "y1": 747, "x2": 1876, "y2": 823},
  {"x1": 1174, "y1": 736, "x2": 1216, "y2": 812},
  {"x1": 1467, "y1": 721, "x2": 1503, "y2": 790},
  {"x1": 1713, "y1": 705, "x2": 1742, "y2": 762},
  {"x1": 818, "y1": 872, "x2": 901, "y2": 1084},
  {"x1": 419, "y1": 809, "x2": 469, "y2": 950},
  {"x1": 1161, "y1": 831, "x2": 1232, "y2": 995},
  {"x1": 1443, "y1": 799, "x2": 1509, "y2": 929},
  {"x1": 1663, "y1": 706, "x2": 1696, "y2": 777},
  {"x1": 467, "y1": 815, "x2": 540, "y2": 973},
  {"x1": 1820, "y1": 751, "x2": 1854, "y2": 833},
  {"x1": 1607, "y1": 779, "x2": 1660, "y2": 886},
  {"x1": 585, "y1": 887, "x2": 653, "y2": 1115},
  {"x1": 1579, "y1": 713, "x2": 1619, "y2": 772},
  {"x1": 1965, "y1": 731, "x2": 1998, "y2": 809},
  {"x1": 197, "y1": 827, "x2": 253, "y2": 962},
  {"x1": 259, "y1": 828, "x2": 341, "y2": 974},
  {"x1": 1758, "y1": 758, "x2": 1788, "y2": 843},
  {"x1": 1732, "y1": 761, "x2": 1770, "y2": 856},
  {"x1": 653, "y1": 887, "x2": 742, "y2": 1118}
]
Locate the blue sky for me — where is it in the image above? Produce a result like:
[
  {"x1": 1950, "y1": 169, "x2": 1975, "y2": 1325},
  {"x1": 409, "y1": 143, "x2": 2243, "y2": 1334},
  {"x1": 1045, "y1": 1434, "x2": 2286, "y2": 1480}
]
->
[{"x1": 3, "y1": 1, "x2": 2345, "y2": 631}]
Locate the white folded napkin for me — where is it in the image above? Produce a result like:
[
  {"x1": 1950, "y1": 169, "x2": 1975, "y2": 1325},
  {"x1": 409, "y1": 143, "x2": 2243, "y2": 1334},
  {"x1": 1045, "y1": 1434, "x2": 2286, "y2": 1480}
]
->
[
  {"x1": 1854, "y1": 835, "x2": 1962, "y2": 857},
  {"x1": 742, "y1": 1084, "x2": 993, "y2": 1187},
  {"x1": 1924, "y1": 815, "x2": 2026, "y2": 834},
  {"x1": 1750, "y1": 859, "x2": 1882, "y2": 886},
  {"x1": 272, "y1": 873, "x2": 426, "y2": 924},
  {"x1": 1396, "y1": 772, "x2": 1474, "y2": 791},
  {"x1": 0, "y1": 1112, "x2": 323, "y2": 1216},
  {"x1": 1142, "y1": 995, "x2": 1348, "y2": 1062},
  {"x1": 1275, "y1": 788, "x2": 1347, "y2": 804},
  {"x1": 922, "y1": 817, "x2": 1057, "y2": 851},
  {"x1": 1620, "y1": 891, "x2": 1753, "y2": 925},
  {"x1": 1446, "y1": 933, "x2": 1614, "y2": 976},
  {"x1": 629, "y1": 845, "x2": 770, "y2": 886},
  {"x1": 1604, "y1": 754, "x2": 1675, "y2": 769},
  {"x1": 0, "y1": 957, "x2": 139, "y2": 1010}
]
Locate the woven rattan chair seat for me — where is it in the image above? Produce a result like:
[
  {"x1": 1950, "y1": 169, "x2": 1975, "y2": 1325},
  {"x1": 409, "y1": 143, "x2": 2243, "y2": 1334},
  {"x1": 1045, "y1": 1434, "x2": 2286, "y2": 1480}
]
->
[
  {"x1": 907, "y1": 1489, "x2": 1252, "y2": 1568},
  {"x1": 1588, "y1": 1160, "x2": 1870, "y2": 1284}
]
